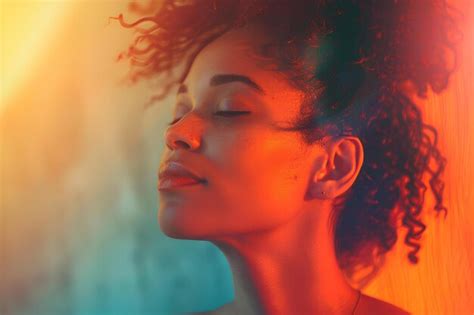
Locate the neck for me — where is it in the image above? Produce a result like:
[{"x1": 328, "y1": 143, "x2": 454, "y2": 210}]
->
[{"x1": 212, "y1": 202, "x2": 359, "y2": 315}]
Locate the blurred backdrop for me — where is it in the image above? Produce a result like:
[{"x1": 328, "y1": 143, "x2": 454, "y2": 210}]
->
[{"x1": 1, "y1": 1, "x2": 473, "y2": 315}]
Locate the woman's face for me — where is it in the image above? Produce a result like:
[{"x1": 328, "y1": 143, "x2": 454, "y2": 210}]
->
[{"x1": 158, "y1": 23, "x2": 327, "y2": 239}]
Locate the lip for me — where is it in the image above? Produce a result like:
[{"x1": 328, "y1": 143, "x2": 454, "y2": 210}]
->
[
  {"x1": 158, "y1": 161, "x2": 206, "y2": 191},
  {"x1": 158, "y1": 177, "x2": 204, "y2": 191}
]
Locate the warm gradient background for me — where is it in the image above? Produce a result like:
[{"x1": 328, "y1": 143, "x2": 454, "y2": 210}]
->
[{"x1": 1, "y1": 1, "x2": 472, "y2": 315}]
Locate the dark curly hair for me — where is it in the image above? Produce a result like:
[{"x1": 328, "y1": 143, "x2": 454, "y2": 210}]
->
[{"x1": 113, "y1": 0, "x2": 461, "y2": 285}]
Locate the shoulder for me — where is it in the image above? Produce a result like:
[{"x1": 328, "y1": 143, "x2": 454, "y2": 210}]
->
[
  {"x1": 357, "y1": 293, "x2": 411, "y2": 315},
  {"x1": 187, "y1": 295, "x2": 411, "y2": 315}
]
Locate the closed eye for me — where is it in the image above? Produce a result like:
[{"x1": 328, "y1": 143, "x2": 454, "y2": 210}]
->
[
  {"x1": 167, "y1": 111, "x2": 251, "y2": 126},
  {"x1": 214, "y1": 111, "x2": 251, "y2": 117},
  {"x1": 167, "y1": 117, "x2": 181, "y2": 126}
]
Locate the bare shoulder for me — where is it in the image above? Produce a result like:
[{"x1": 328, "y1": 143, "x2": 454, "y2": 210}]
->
[
  {"x1": 357, "y1": 293, "x2": 411, "y2": 315},
  {"x1": 187, "y1": 295, "x2": 410, "y2": 315}
]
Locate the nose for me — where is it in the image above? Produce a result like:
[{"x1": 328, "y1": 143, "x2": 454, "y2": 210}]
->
[{"x1": 164, "y1": 114, "x2": 201, "y2": 151}]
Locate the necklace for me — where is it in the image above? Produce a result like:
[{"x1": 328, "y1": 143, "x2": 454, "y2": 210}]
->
[{"x1": 351, "y1": 290, "x2": 361, "y2": 315}]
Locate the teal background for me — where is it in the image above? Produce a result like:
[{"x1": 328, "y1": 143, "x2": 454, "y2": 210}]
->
[{"x1": 1, "y1": 1, "x2": 233, "y2": 314}]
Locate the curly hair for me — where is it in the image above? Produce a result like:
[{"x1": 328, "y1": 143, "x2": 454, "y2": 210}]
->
[{"x1": 113, "y1": 0, "x2": 461, "y2": 284}]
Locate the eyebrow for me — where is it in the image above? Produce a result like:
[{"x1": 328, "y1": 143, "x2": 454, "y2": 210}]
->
[{"x1": 177, "y1": 73, "x2": 265, "y2": 95}]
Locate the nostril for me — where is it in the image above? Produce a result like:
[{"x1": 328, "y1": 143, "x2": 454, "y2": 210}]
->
[{"x1": 175, "y1": 140, "x2": 191, "y2": 149}]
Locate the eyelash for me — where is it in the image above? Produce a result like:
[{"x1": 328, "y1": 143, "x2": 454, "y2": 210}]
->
[{"x1": 166, "y1": 111, "x2": 251, "y2": 126}]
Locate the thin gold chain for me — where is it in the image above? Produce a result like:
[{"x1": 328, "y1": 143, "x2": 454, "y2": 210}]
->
[{"x1": 352, "y1": 290, "x2": 361, "y2": 315}]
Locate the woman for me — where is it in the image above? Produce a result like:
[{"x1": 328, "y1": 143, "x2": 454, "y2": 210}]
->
[{"x1": 116, "y1": 1, "x2": 459, "y2": 314}]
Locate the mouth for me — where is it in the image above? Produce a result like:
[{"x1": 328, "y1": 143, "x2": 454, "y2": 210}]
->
[{"x1": 158, "y1": 176, "x2": 207, "y2": 191}]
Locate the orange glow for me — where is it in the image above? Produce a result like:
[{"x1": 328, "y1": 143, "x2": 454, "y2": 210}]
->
[
  {"x1": 1, "y1": 1, "x2": 473, "y2": 314},
  {"x1": 1, "y1": 1, "x2": 72, "y2": 111}
]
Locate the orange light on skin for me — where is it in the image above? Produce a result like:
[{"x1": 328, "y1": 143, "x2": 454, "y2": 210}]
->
[{"x1": 157, "y1": 22, "x2": 380, "y2": 314}]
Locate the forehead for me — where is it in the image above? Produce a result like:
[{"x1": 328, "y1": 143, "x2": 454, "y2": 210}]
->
[
  {"x1": 186, "y1": 24, "x2": 271, "y2": 85},
  {"x1": 183, "y1": 24, "x2": 304, "y2": 120}
]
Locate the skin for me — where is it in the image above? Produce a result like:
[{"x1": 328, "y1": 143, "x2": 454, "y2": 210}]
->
[{"x1": 158, "y1": 22, "x2": 410, "y2": 315}]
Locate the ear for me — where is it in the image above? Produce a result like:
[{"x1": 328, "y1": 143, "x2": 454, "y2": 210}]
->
[{"x1": 307, "y1": 136, "x2": 364, "y2": 200}]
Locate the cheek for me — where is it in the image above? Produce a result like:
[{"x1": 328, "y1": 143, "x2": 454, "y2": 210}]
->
[
  {"x1": 158, "y1": 127, "x2": 312, "y2": 238},
  {"x1": 209, "y1": 128, "x2": 309, "y2": 227}
]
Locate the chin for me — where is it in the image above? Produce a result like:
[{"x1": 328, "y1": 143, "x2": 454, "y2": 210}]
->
[
  {"x1": 158, "y1": 207, "x2": 210, "y2": 240},
  {"x1": 158, "y1": 211, "x2": 190, "y2": 239}
]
